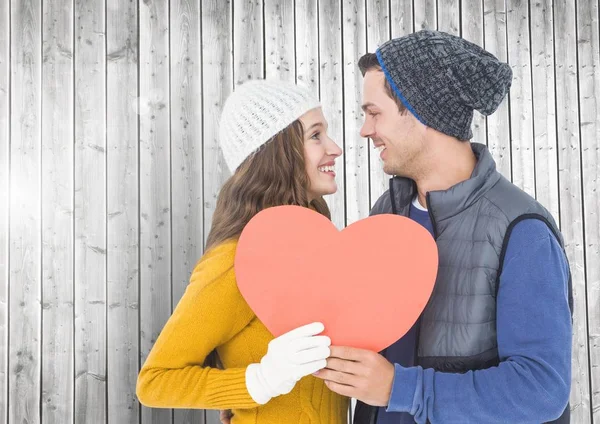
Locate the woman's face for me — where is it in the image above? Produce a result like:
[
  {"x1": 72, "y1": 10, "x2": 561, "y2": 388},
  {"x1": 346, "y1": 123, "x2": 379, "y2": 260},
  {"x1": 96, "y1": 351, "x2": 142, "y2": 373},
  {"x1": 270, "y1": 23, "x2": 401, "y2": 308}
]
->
[{"x1": 300, "y1": 107, "x2": 343, "y2": 202}]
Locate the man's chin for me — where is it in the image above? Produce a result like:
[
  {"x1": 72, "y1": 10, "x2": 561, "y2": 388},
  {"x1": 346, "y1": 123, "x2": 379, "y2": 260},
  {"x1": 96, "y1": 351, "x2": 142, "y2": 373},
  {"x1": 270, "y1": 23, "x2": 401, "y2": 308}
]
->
[
  {"x1": 383, "y1": 163, "x2": 398, "y2": 176},
  {"x1": 383, "y1": 164, "x2": 409, "y2": 178}
]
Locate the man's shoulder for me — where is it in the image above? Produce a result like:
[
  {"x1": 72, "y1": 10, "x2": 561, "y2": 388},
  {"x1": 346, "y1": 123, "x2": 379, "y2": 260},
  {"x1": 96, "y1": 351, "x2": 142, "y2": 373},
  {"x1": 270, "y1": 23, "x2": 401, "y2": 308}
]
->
[
  {"x1": 483, "y1": 174, "x2": 560, "y2": 231},
  {"x1": 486, "y1": 174, "x2": 545, "y2": 215},
  {"x1": 370, "y1": 190, "x2": 392, "y2": 216}
]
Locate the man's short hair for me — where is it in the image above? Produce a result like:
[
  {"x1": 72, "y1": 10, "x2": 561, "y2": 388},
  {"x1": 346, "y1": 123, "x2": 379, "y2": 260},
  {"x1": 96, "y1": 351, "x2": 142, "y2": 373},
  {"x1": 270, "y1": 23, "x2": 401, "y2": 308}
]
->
[{"x1": 358, "y1": 53, "x2": 407, "y2": 114}]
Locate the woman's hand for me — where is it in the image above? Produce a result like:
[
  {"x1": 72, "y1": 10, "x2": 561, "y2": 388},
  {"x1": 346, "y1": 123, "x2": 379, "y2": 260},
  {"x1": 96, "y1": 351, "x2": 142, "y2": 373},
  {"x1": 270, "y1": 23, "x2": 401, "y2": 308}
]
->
[
  {"x1": 245, "y1": 322, "x2": 331, "y2": 404},
  {"x1": 219, "y1": 409, "x2": 233, "y2": 423}
]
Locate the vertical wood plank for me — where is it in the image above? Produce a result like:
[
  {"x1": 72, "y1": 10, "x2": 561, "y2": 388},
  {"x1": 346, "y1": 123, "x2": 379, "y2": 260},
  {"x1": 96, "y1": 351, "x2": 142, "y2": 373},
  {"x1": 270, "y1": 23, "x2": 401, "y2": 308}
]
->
[
  {"x1": 530, "y1": 0, "x2": 559, "y2": 219},
  {"x1": 233, "y1": 0, "x2": 264, "y2": 85},
  {"x1": 204, "y1": 410, "x2": 220, "y2": 424},
  {"x1": 367, "y1": 0, "x2": 391, "y2": 207},
  {"x1": 506, "y1": 0, "x2": 534, "y2": 196},
  {"x1": 9, "y1": 0, "x2": 42, "y2": 422},
  {"x1": 461, "y1": 0, "x2": 487, "y2": 146},
  {"x1": 74, "y1": 0, "x2": 107, "y2": 421},
  {"x1": 106, "y1": 0, "x2": 140, "y2": 422},
  {"x1": 201, "y1": 0, "x2": 232, "y2": 245},
  {"x1": 343, "y1": 0, "x2": 369, "y2": 225},
  {"x1": 139, "y1": 0, "x2": 172, "y2": 422},
  {"x1": 170, "y1": 0, "x2": 204, "y2": 421},
  {"x1": 554, "y1": 0, "x2": 591, "y2": 421},
  {"x1": 41, "y1": 0, "x2": 74, "y2": 422},
  {"x1": 0, "y1": 0, "x2": 9, "y2": 420},
  {"x1": 170, "y1": 0, "x2": 202, "y2": 335},
  {"x1": 319, "y1": 0, "x2": 345, "y2": 228},
  {"x1": 577, "y1": 0, "x2": 600, "y2": 420},
  {"x1": 438, "y1": 0, "x2": 459, "y2": 35},
  {"x1": 483, "y1": 0, "x2": 511, "y2": 178},
  {"x1": 390, "y1": 0, "x2": 412, "y2": 39},
  {"x1": 264, "y1": 0, "x2": 295, "y2": 81},
  {"x1": 414, "y1": 0, "x2": 436, "y2": 31},
  {"x1": 200, "y1": 3, "x2": 233, "y2": 421},
  {"x1": 295, "y1": 0, "x2": 319, "y2": 94}
]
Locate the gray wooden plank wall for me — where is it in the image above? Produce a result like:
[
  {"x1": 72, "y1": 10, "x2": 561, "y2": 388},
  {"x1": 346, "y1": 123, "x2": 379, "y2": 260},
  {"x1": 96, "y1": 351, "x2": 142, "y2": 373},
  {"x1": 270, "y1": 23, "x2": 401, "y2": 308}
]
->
[{"x1": 0, "y1": 0, "x2": 598, "y2": 423}]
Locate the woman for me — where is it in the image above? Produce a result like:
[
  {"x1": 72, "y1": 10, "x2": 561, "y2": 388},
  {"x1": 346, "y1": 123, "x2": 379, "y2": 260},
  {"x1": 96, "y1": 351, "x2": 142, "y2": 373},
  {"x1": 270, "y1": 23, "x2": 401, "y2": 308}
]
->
[{"x1": 136, "y1": 79, "x2": 348, "y2": 423}]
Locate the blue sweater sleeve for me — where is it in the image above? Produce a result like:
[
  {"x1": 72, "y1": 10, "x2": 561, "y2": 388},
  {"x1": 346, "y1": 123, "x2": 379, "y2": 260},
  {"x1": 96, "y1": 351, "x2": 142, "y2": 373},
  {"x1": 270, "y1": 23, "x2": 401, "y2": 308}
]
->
[{"x1": 385, "y1": 219, "x2": 572, "y2": 423}]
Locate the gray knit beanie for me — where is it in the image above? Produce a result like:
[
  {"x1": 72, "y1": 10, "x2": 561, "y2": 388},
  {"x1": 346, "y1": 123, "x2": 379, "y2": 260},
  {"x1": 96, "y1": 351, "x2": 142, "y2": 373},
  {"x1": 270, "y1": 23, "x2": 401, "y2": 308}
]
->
[{"x1": 375, "y1": 30, "x2": 513, "y2": 140}]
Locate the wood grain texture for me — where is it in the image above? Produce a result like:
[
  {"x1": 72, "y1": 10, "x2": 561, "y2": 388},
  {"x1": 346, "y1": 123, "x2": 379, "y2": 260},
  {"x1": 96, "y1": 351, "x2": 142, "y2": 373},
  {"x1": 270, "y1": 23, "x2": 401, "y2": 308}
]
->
[
  {"x1": 530, "y1": 0, "x2": 559, "y2": 219},
  {"x1": 9, "y1": 0, "x2": 42, "y2": 422},
  {"x1": 265, "y1": 0, "x2": 295, "y2": 81},
  {"x1": 318, "y1": 0, "x2": 345, "y2": 228},
  {"x1": 201, "y1": 0, "x2": 233, "y2": 245},
  {"x1": 170, "y1": 0, "x2": 204, "y2": 421},
  {"x1": 343, "y1": 0, "x2": 369, "y2": 225},
  {"x1": 576, "y1": 0, "x2": 600, "y2": 420},
  {"x1": 461, "y1": 0, "x2": 487, "y2": 146},
  {"x1": 139, "y1": 0, "x2": 172, "y2": 422},
  {"x1": 506, "y1": 0, "x2": 535, "y2": 196},
  {"x1": 438, "y1": 0, "x2": 459, "y2": 35},
  {"x1": 554, "y1": 0, "x2": 591, "y2": 422},
  {"x1": 106, "y1": 0, "x2": 140, "y2": 422},
  {"x1": 483, "y1": 0, "x2": 511, "y2": 177},
  {"x1": 0, "y1": 0, "x2": 9, "y2": 420},
  {"x1": 367, "y1": 0, "x2": 391, "y2": 208},
  {"x1": 295, "y1": 0, "x2": 319, "y2": 93},
  {"x1": 41, "y1": 0, "x2": 74, "y2": 422},
  {"x1": 390, "y1": 0, "x2": 412, "y2": 38},
  {"x1": 74, "y1": 0, "x2": 107, "y2": 421},
  {"x1": 414, "y1": 0, "x2": 436, "y2": 31},
  {"x1": 233, "y1": 0, "x2": 263, "y2": 85}
]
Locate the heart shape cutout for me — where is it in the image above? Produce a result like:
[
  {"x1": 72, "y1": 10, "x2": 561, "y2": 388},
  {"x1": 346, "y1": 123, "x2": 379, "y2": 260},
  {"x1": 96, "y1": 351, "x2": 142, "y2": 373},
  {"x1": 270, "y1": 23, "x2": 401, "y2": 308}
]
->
[{"x1": 235, "y1": 205, "x2": 438, "y2": 352}]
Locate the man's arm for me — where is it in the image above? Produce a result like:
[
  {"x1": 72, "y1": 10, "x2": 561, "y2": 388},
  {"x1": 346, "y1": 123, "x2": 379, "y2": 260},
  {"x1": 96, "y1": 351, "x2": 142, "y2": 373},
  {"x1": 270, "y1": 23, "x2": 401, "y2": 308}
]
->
[{"x1": 385, "y1": 219, "x2": 572, "y2": 423}]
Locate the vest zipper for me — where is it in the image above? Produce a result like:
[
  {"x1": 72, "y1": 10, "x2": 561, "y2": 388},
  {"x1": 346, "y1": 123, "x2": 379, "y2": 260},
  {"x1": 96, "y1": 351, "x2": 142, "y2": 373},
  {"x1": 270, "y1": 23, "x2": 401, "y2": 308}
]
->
[
  {"x1": 413, "y1": 193, "x2": 438, "y2": 368},
  {"x1": 389, "y1": 177, "x2": 398, "y2": 215},
  {"x1": 425, "y1": 192, "x2": 438, "y2": 240}
]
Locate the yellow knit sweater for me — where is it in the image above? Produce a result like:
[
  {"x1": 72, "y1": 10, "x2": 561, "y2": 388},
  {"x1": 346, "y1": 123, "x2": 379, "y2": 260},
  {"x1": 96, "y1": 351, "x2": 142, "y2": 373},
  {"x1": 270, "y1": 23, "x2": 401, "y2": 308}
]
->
[{"x1": 136, "y1": 240, "x2": 349, "y2": 423}]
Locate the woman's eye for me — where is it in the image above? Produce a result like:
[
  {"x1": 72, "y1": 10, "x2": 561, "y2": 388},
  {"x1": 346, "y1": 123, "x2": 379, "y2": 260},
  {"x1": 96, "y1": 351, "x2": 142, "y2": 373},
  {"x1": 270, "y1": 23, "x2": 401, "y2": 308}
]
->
[{"x1": 311, "y1": 132, "x2": 321, "y2": 140}]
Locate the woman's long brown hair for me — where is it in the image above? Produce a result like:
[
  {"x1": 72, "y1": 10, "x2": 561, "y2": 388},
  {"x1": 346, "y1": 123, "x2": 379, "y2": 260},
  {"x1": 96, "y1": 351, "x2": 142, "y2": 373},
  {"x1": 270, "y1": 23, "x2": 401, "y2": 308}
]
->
[
  {"x1": 203, "y1": 119, "x2": 331, "y2": 369},
  {"x1": 205, "y1": 119, "x2": 330, "y2": 252}
]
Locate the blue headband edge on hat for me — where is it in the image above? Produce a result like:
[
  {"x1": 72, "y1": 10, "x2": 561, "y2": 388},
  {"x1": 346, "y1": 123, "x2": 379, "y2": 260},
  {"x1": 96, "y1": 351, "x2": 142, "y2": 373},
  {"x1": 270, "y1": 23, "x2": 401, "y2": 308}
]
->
[{"x1": 375, "y1": 49, "x2": 426, "y2": 126}]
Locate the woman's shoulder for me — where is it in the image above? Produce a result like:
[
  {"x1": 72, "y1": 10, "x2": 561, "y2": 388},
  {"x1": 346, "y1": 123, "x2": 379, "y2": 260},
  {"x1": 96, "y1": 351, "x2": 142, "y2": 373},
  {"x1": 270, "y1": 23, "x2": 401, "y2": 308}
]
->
[
  {"x1": 199, "y1": 239, "x2": 238, "y2": 265},
  {"x1": 189, "y1": 239, "x2": 240, "y2": 296}
]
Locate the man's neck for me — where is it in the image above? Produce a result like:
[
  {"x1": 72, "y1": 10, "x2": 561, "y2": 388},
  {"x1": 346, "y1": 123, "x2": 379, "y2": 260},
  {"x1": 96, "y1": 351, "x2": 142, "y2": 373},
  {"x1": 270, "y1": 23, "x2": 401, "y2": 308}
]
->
[{"x1": 414, "y1": 142, "x2": 477, "y2": 207}]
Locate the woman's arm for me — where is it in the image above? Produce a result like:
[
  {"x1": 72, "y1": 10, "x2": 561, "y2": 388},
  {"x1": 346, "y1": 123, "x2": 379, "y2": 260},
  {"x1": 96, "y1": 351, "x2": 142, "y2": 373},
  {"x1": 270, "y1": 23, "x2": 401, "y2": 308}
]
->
[{"x1": 136, "y1": 246, "x2": 259, "y2": 410}]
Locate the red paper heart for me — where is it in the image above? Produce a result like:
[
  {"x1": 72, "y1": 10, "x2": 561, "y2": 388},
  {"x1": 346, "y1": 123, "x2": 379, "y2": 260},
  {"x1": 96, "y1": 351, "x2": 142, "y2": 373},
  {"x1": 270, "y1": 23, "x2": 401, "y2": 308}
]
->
[{"x1": 235, "y1": 205, "x2": 438, "y2": 352}]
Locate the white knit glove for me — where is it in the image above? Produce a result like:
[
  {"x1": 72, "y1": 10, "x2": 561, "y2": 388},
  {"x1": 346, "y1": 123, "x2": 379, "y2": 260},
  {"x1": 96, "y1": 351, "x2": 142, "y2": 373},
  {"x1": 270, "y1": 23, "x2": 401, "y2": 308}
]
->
[{"x1": 245, "y1": 322, "x2": 331, "y2": 404}]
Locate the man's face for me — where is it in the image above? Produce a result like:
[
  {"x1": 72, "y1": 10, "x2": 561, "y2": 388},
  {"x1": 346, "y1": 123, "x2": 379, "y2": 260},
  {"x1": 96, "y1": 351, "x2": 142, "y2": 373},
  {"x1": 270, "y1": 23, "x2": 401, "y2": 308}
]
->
[{"x1": 360, "y1": 70, "x2": 426, "y2": 177}]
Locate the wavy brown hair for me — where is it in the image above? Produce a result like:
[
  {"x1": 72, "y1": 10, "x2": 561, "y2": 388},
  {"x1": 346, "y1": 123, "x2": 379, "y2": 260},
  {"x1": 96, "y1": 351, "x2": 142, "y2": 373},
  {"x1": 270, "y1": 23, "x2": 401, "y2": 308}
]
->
[
  {"x1": 205, "y1": 119, "x2": 331, "y2": 252},
  {"x1": 203, "y1": 119, "x2": 331, "y2": 370}
]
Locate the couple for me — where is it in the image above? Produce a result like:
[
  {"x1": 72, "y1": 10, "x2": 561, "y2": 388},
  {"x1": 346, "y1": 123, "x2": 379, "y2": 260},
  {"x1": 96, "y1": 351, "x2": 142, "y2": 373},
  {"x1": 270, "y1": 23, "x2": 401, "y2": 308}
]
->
[{"x1": 136, "y1": 30, "x2": 573, "y2": 424}]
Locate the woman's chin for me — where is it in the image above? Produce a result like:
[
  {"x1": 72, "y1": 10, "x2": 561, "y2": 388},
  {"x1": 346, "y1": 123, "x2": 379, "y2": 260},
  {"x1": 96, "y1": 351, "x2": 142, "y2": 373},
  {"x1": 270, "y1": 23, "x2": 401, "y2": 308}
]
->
[
  {"x1": 307, "y1": 184, "x2": 337, "y2": 201},
  {"x1": 318, "y1": 184, "x2": 338, "y2": 196}
]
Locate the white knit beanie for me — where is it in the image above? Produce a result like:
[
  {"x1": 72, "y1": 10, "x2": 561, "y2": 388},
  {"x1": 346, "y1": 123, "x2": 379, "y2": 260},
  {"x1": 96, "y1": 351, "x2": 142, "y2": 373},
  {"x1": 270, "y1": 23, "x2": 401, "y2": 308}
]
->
[{"x1": 219, "y1": 79, "x2": 321, "y2": 173}]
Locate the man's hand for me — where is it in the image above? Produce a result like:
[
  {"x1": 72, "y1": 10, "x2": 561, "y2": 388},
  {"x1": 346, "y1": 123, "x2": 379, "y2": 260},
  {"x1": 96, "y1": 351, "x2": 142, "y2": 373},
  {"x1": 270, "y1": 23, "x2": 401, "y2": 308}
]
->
[
  {"x1": 312, "y1": 346, "x2": 395, "y2": 407},
  {"x1": 219, "y1": 409, "x2": 233, "y2": 424}
]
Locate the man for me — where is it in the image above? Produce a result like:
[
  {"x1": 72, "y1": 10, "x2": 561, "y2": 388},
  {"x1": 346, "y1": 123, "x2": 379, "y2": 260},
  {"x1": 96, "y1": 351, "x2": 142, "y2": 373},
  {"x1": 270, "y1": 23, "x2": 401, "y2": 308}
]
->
[{"x1": 312, "y1": 30, "x2": 573, "y2": 423}]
